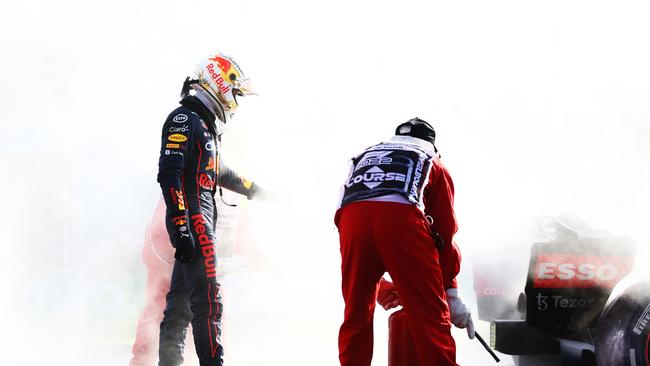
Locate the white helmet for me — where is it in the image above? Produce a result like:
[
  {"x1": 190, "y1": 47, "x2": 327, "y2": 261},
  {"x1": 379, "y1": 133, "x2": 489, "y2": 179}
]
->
[{"x1": 192, "y1": 52, "x2": 256, "y2": 123}]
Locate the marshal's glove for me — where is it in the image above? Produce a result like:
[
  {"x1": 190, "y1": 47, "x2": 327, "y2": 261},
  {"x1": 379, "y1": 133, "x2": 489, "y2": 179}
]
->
[
  {"x1": 446, "y1": 288, "x2": 475, "y2": 339},
  {"x1": 167, "y1": 214, "x2": 195, "y2": 263},
  {"x1": 377, "y1": 278, "x2": 401, "y2": 310}
]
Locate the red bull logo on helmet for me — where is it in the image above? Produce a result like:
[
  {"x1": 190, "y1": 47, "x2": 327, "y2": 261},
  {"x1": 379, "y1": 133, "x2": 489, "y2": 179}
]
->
[
  {"x1": 206, "y1": 62, "x2": 231, "y2": 94},
  {"x1": 209, "y1": 55, "x2": 232, "y2": 74}
]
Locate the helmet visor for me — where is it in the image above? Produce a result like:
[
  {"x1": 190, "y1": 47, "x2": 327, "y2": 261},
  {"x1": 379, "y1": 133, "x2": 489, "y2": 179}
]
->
[{"x1": 236, "y1": 77, "x2": 257, "y2": 96}]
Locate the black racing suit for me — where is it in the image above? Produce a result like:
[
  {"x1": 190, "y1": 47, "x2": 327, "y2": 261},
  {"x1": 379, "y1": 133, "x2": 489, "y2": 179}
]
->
[{"x1": 157, "y1": 96, "x2": 255, "y2": 366}]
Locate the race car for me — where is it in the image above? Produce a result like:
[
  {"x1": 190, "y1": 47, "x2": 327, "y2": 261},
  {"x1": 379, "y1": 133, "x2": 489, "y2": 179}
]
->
[{"x1": 474, "y1": 216, "x2": 650, "y2": 366}]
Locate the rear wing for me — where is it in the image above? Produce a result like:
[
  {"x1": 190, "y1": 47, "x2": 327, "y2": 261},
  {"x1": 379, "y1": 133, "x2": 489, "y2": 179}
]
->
[{"x1": 524, "y1": 236, "x2": 636, "y2": 338}]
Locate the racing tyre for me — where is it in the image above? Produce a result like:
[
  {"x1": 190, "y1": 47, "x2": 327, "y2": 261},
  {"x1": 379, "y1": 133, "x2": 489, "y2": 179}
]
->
[{"x1": 596, "y1": 282, "x2": 650, "y2": 366}]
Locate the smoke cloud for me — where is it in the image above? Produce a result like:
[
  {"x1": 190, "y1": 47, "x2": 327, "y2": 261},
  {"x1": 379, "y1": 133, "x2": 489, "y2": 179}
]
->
[{"x1": 1, "y1": 0, "x2": 649, "y2": 365}]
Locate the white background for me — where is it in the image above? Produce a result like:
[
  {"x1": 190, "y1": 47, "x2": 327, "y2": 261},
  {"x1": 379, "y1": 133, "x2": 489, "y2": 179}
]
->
[{"x1": 1, "y1": 0, "x2": 649, "y2": 365}]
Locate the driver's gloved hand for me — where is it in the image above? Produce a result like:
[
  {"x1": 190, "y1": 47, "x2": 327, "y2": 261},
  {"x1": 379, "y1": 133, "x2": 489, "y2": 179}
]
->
[
  {"x1": 168, "y1": 214, "x2": 195, "y2": 263},
  {"x1": 172, "y1": 230, "x2": 195, "y2": 263}
]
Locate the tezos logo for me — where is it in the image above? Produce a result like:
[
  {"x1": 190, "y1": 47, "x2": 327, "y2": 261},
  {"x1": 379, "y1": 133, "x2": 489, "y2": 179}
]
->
[
  {"x1": 168, "y1": 134, "x2": 188, "y2": 143},
  {"x1": 172, "y1": 114, "x2": 188, "y2": 123},
  {"x1": 535, "y1": 292, "x2": 595, "y2": 311},
  {"x1": 536, "y1": 293, "x2": 549, "y2": 311}
]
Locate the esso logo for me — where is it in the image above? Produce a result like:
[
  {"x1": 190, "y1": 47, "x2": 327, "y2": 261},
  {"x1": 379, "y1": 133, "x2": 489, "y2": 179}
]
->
[
  {"x1": 172, "y1": 114, "x2": 188, "y2": 123},
  {"x1": 537, "y1": 262, "x2": 618, "y2": 281},
  {"x1": 533, "y1": 254, "x2": 632, "y2": 289}
]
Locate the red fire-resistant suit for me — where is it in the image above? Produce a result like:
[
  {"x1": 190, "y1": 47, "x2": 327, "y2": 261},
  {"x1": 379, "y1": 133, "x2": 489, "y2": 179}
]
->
[{"x1": 335, "y1": 136, "x2": 461, "y2": 366}]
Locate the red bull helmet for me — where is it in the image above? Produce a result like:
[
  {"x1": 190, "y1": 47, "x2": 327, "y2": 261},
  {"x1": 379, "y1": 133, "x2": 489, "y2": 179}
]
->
[{"x1": 192, "y1": 52, "x2": 256, "y2": 123}]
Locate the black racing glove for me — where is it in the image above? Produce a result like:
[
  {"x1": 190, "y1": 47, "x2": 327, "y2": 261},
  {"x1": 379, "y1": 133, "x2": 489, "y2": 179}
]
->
[
  {"x1": 167, "y1": 214, "x2": 195, "y2": 263},
  {"x1": 173, "y1": 230, "x2": 195, "y2": 262}
]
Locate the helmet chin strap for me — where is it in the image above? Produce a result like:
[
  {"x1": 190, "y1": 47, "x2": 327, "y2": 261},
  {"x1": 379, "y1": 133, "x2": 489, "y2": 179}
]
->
[{"x1": 192, "y1": 86, "x2": 225, "y2": 121}]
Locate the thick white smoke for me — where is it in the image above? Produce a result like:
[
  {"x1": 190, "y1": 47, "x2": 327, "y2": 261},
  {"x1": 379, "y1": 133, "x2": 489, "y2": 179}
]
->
[{"x1": 1, "y1": 0, "x2": 649, "y2": 365}]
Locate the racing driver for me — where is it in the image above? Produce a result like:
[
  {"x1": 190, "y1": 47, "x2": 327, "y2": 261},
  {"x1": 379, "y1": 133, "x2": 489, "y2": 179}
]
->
[
  {"x1": 335, "y1": 118, "x2": 474, "y2": 366},
  {"x1": 156, "y1": 52, "x2": 260, "y2": 366}
]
